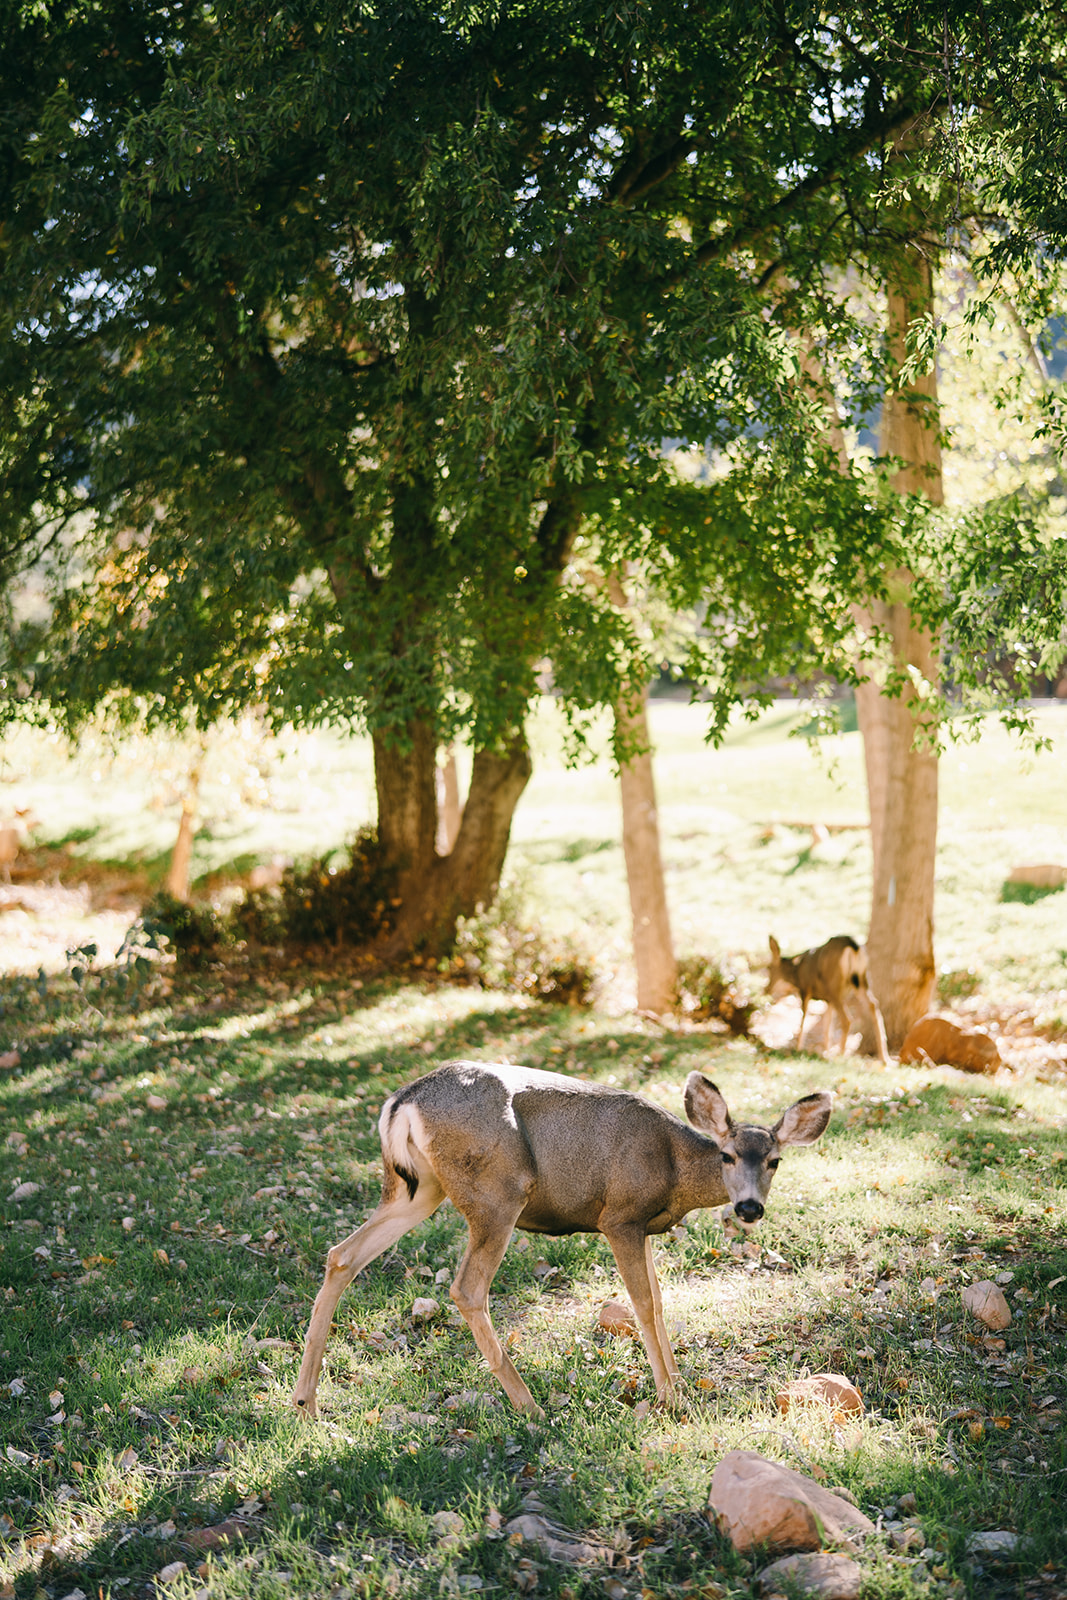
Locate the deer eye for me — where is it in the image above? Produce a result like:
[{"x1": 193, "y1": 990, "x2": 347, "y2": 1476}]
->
[
  {"x1": 767, "y1": 1157, "x2": 780, "y2": 1170},
  {"x1": 721, "y1": 1152, "x2": 736, "y2": 1165}
]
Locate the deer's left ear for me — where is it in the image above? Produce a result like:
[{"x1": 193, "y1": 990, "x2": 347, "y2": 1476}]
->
[
  {"x1": 773, "y1": 1091, "x2": 834, "y2": 1146},
  {"x1": 684, "y1": 1073, "x2": 733, "y2": 1144}
]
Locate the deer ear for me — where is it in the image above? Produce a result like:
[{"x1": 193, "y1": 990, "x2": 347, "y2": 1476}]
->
[
  {"x1": 769, "y1": 935, "x2": 781, "y2": 960},
  {"x1": 773, "y1": 1091, "x2": 834, "y2": 1146},
  {"x1": 684, "y1": 1073, "x2": 732, "y2": 1143}
]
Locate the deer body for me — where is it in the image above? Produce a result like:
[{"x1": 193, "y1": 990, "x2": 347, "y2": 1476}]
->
[
  {"x1": 768, "y1": 934, "x2": 889, "y2": 1063},
  {"x1": 292, "y1": 1061, "x2": 831, "y2": 1419}
]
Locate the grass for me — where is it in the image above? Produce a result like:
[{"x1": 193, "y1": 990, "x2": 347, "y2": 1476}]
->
[
  {"x1": 1, "y1": 701, "x2": 1065, "y2": 1599},
  {"x1": 1, "y1": 962, "x2": 1066, "y2": 1600}
]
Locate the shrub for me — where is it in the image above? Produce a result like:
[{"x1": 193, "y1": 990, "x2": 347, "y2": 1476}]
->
[
  {"x1": 139, "y1": 890, "x2": 226, "y2": 968},
  {"x1": 233, "y1": 827, "x2": 398, "y2": 949},
  {"x1": 450, "y1": 880, "x2": 595, "y2": 1005},
  {"x1": 674, "y1": 954, "x2": 757, "y2": 1033}
]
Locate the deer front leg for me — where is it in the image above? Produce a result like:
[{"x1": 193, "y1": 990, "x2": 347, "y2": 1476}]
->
[
  {"x1": 795, "y1": 996, "x2": 811, "y2": 1052},
  {"x1": 292, "y1": 1175, "x2": 444, "y2": 1418},
  {"x1": 450, "y1": 1209, "x2": 543, "y2": 1419},
  {"x1": 604, "y1": 1225, "x2": 679, "y2": 1407}
]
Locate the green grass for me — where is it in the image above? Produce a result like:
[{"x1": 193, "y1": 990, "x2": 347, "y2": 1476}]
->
[{"x1": 1, "y1": 966, "x2": 1065, "y2": 1600}]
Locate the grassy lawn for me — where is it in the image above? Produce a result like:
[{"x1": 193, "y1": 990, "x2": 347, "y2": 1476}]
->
[
  {"x1": 1, "y1": 963, "x2": 1066, "y2": 1600},
  {"x1": 1, "y1": 702, "x2": 1065, "y2": 1600}
]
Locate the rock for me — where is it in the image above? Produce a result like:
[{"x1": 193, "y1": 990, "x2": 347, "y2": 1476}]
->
[
  {"x1": 897, "y1": 1493, "x2": 917, "y2": 1514},
  {"x1": 962, "y1": 1281, "x2": 1012, "y2": 1332},
  {"x1": 1007, "y1": 863, "x2": 1067, "y2": 890},
  {"x1": 430, "y1": 1510, "x2": 465, "y2": 1540},
  {"x1": 155, "y1": 1562, "x2": 188, "y2": 1585},
  {"x1": 899, "y1": 1016, "x2": 1002, "y2": 1074},
  {"x1": 886, "y1": 1522, "x2": 923, "y2": 1551},
  {"x1": 504, "y1": 1513, "x2": 607, "y2": 1565},
  {"x1": 966, "y1": 1531, "x2": 1019, "y2": 1558},
  {"x1": 757, "y1": 1553, "x2": 864, "y2": 1598},
  {"x1": 708, "y1": 1452, "x2": 875, "y2": 1554},
  {"x1": 146, "y1": 1095, "x2": 168, "y2": 1112},
  {"x1": 598, "y1": 1297, "x2": 638, "y2": 1337},
  {"x1": 7, "y1": 1181, "x2": 40, "y2": 1203},
  {"x1": 411, "y1": 1296, "x2": 440, "y2": 1323},
  {"x1": 775, "y1": 1374, "x2": 864, "y2": 1418},
  {"x1": 183, "y1": 1519, "x2": 249, "y2": 1553}
]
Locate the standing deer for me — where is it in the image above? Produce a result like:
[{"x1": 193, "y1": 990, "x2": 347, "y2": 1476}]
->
[
  {"x1": 292, "y1": 1061, "x2": 832, "y2": 1418},
  {"x1": 768, "y1": 934, "x2": 889, "y2": 1064}
]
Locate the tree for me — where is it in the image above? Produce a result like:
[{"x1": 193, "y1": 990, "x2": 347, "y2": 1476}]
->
[{"x1": 3, "y1": 0, "x2": 1065, "y2": 970}]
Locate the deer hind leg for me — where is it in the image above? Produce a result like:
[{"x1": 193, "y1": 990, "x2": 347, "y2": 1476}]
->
[
  {"x1": 795, "y1": 995, "x2": 811, "y2": 1051},
  {"x1": 604, "y1": 1224, "x2": 678, "y2": 1407},
  {"x1": 292, "y1": 1167, "x2": 445, "y2": 1417},
  {"x1": 449, "y1": 1204, "x2": 543, "y2": 1418}
]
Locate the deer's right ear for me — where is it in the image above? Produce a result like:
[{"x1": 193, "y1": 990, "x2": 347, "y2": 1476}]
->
[
  {"x1": 769, "y1": 935, "x2": 781, "y2": 961},
  {"x1": 684, "y1": 1072, "x2": 732, "y2": 1143},
  {"x1": 773, "y1": 1091, "x2": 834, "y2": 1146}
]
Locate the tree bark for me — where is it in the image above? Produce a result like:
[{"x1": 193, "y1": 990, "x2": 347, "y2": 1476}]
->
[
  {"x1": 375, "y1": 730, "x2": 532, "y2": 956},
  {"x1": 163, "y1": 759, "x2": 202, "y2": 901},
  {"x1": 608, "y1": 571, "x2": 676, "y2": 1014},
  {"x1": 860, "y1": 251, "x2": 942, "y2": 1050},
  {"x1": 435, "y1": 748, "x2": 463, "y2": 855}
]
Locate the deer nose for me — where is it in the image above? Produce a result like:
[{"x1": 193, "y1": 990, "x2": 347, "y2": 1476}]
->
[{"x1": 734, "y1": 1199, "x2": 764, "y2": 1225}]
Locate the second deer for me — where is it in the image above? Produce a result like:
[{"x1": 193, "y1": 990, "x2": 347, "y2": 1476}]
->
[
  {"x1": 768, "y1": 933, "x2": 889, "y2": 1063},
  {"x1": 292, "y1": 1060, "x2": 832, "y2": 1419}
]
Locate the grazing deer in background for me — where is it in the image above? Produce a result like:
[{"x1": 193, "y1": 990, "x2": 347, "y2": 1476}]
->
[
  {"x1": 292, "y1": 1061, "x2": 832, "y2": 1419},
  {"x1": 768, "y1": 934, "x2": 889, "y2": 1064}
]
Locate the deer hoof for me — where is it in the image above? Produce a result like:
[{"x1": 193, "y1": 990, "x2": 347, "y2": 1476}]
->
[{"x1": 292, "y1": 1392, "x2": 318, "y2": 1419}]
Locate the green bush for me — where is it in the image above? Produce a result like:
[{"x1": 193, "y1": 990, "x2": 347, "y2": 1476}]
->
[
  {"x1": 233, "y1": 827, "x2": 398, "y2": 949},
  {"x1": 451, "y1": 880, "x2": 595, "y2": 1005},
  {"x1": 139, "y1": 890, "x2": 227, "y2": 968},
  {"x1": 674, "y1": 954, "x2": 757, "y2": 1032}
]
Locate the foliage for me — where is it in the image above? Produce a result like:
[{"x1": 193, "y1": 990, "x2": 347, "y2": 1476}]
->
[
  {"x1": 138, "y1": 890, "x2": 227, "y2": 969},
  {"x1": 232, "y1": 828, "x2": 398, "y2": 949},
  {"x1": 674, "y1": 955, "x2": 759, "y2": 1033},
  {"x1": 451, "y1": 879, "x2": 595, "y2": 1005},
  {"x1": 65, "y1": 922, "x2": 165, "y2": 1010}
]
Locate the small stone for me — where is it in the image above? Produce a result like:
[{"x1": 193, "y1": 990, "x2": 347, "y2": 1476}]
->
[
  {"x1": 898, "y1": 1493, "x2": 917, "y2": 1514},
  {"x1": 7, "y1": 1182, "x2": 40, "y2": 1203},
  {"x1": 431, "y1": 1510, "x2": 465, "y2": 1539},
  {"x1": 757, "y1": 1554, "x2": 863, "y2": 1599},
  {"x1": 598, "y1": 1297, "x2": 638, "y2": 1337},
  {"x1": 962, "y1": 1281, "x2": 1012, "y2": 1332},
  {"x1": 156, "y1": 1561, "x2": 188, "y2": 1585},
  {"x1": 965, "y1": 1531, "x2": 1019, "y2": 1558},
  {"x1": 146, "y1": 1095, "x2": 168, "y2": 1112},
  {"x1": 775, "y1": 1374, "x2": 864, "y2": 1418},
  {"x1": 411, "y1": 1296, "x2": 440, "y2": 1323}
]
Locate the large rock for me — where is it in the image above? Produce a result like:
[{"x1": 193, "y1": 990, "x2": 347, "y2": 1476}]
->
[
  {"x1": 899, "y1": 1016, "x2": 1002, "y2": 1075},
  {"x1": 597, "y1": 1298, "x2": 638, "y2": 1337},
  {"x1": 776, "y1": 1374, "x2": 864, "y2": 1417},
  {"x1": 708, "y1": 1452, "x2": 874, "y2": 1554},
  {"x1": 758, "y1": 1553, "x2": 864, "y2": 1598},
  {"x1": 961, "y1": 1281, "x2": 1012, "y2": 1331}
]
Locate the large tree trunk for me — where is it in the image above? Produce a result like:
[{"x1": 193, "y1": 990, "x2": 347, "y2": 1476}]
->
[
  {"x1": 608, "y1": 571, "x2": 676, "y2": 1014},
  {"x1": 375, "y1": 727, "x2": 532, "y2": 956},
  {"x1": 858, "y1": 251, "x2": 942, "y2": 1050}
]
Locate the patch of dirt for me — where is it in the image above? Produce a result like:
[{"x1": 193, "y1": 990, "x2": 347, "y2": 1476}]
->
[{"x1": 0, "y1": 855, "x2": 149, "y2": 974}]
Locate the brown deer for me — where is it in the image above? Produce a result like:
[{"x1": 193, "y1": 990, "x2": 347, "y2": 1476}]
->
[
  {"x1": 292, "y1": 1061, "x2": 832, "y2": 1419},
  {"x1": 768, "y1": 934, "x2": 889, "y2": 1063}
]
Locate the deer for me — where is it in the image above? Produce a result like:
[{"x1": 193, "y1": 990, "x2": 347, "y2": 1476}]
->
[
  {"x1": 768, "y1": 934, "x2": 889, "y2": 1064},
  {"x1": 292, "y1": 1060, "x2": 833, "y2": 1419}
]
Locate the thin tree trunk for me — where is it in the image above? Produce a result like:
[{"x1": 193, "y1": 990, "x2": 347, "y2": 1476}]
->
[
  {"x1": 435, "y1": 748, "x2": 463, "y2": 855},
  {"x1": 608, "y1": 572, "x2": 676, "y2": 1014},
  {"x1": 861, "y1": 251, "x2": 942, "y2": 1050},
  {"x1": 164, "y1": 761, "x2": 202, "y2": 901}
]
